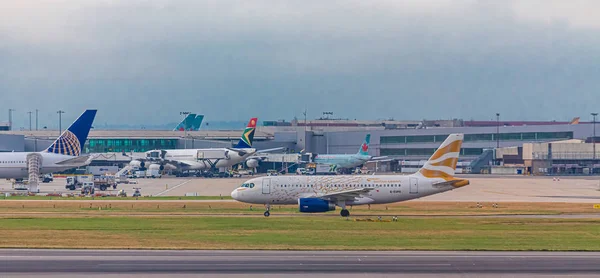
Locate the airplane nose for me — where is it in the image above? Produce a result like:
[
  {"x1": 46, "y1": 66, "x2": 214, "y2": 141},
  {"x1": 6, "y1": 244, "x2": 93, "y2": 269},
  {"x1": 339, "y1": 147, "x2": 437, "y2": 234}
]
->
[{"x1": 231, "y1": 189, "x2": 238, "y2": 200}]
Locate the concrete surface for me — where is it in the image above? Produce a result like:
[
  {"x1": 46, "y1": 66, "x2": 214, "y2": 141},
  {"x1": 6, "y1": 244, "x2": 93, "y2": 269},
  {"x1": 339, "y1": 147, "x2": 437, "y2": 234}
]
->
[{"x1": 1, "y1": 175, "x2": 600, "y2": 203}]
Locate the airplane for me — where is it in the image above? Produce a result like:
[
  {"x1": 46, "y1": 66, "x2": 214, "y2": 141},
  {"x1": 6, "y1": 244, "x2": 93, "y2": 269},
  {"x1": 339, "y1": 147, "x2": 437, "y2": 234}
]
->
[
  {"x1": 311, "y1": 134, "x2": 387, "y2": 170},
  {"x1": 173, "y1": 114, "x2": 204, "y2": 131},
  {"x1": 0, "y1": 109, "x2": 97, "y2": 180},
  {"x1": 231, "y1": 133, "x2": 469, "y2": 217},
  {"x1": 129, "y1": 117, "x2": 279, "y2": 174}
]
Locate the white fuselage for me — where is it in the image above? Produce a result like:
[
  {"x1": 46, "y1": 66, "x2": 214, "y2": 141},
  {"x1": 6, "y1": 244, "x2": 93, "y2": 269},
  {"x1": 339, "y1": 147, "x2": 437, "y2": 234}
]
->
[
  {"x1": 231, "y1": 174, "x2": 457, "y2": 206},
  {"x1": 0, "y1": 152, "x2": 84, "y2": 179},
  {"x1": 159, "y1": 148, "x2": 257, "y2": 170}
]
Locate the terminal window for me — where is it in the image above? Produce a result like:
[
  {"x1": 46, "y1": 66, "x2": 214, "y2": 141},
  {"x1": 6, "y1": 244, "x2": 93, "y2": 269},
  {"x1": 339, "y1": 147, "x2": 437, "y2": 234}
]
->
[
  {"x1": 381, "y1": 131, "x2": 573, "y2": 144},
  {"x1": 85, "y1": 139, "x2": 178, "y2": 153},
  {"x1": 380, "y1": 148, "x2": 483, "y2": 156}
]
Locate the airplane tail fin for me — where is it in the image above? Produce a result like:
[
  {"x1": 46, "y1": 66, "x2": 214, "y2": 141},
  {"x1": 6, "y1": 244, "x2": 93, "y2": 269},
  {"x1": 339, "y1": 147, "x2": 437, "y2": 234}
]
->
[
  {"x1": 45, "y1": 109, "x2": 97, "y2": 157},
  {"x1": 173, "y1": 113, "x2": 196, "y2": 131},
  {"x1": 234, "y1": 118, "x2": 258, "y2": 149},
  {"x1": 569, "y1": 117, "x2": 580, "y2": 125},
  {"x1": 192, "y1": 115, "x2": 204, "y2": 130},
  {"x1": 357, "y1": 134, "x2": 371, "y2": 155},
  {"x1": 415, "y1": 133, "x2": 464, "y2": 180}
]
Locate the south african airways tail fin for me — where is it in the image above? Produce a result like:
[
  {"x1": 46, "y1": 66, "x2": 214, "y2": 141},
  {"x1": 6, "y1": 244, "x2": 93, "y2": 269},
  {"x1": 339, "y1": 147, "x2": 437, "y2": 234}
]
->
[
  {"x1": 234, "y1": 118, "x2": 258, "y2": 149},
  {"x1": 44, "y1": 110, "x2": 97, "y2": 157}
]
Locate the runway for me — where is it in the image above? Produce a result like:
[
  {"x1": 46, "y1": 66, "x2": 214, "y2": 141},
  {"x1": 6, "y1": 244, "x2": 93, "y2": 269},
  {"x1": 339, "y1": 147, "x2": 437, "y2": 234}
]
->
[{"x1": 1, "y1": 250, "x2": 600, "y2": 277}]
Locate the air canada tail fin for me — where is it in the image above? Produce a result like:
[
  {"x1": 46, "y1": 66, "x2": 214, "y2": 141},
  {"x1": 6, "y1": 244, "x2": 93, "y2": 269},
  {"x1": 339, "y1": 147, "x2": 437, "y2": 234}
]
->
[
  {"x1": 45, "y1": 109, "x2": 97, "y2": 157},
  {"x1": 234, "y1": 117, "x2": 258, "y2": 149},
  {"x1": 173, "y1": 113, "x2": 197, "y2": 131},
  {"x1": 416, "y1": 134, "x2": 464, "y2": 180},
  {"x1": 357, "y1": 134, "x2": 370, "y2": 155}
]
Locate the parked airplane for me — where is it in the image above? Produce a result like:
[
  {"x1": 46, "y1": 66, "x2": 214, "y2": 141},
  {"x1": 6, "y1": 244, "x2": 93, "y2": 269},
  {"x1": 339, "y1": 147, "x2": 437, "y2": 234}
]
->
[
  {"x1": 231, "y1": 134, "x2": 469, "y2": 217},
  {"x1": 173, "y1": 114, "x2": 204, "y2": 131},
  {"x1": 312, "y1": 134, "x2": 386, "y2": 170},
  {"x1": 0, "y1": 109, "x2": 97, "y2": 179},
  {"x1": 130, "y1": 117, "x2": 277, "y2": 173}
]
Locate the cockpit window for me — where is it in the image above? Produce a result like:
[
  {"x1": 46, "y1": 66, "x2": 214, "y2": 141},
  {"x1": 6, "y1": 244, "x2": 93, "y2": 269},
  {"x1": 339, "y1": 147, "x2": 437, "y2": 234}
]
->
[{"x1": 241, "y1": 183, "x2": 255, "y2": 188}]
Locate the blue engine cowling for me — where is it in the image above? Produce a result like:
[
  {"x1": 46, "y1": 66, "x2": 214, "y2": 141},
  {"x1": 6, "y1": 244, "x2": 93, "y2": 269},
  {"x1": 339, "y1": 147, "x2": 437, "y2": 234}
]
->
[{"x1": 298, "y1": 198, "x2": 335, "y2": 213}]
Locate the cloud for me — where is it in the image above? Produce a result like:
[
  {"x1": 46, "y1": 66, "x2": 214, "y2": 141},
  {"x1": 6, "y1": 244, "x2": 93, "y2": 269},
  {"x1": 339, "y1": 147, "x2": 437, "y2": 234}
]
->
[{"x1": 0, "y1": 0, "x2": 599, "y2": 125}]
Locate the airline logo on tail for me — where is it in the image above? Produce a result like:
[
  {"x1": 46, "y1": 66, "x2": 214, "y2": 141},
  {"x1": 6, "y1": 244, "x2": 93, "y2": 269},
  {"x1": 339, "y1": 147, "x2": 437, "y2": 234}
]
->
[
  {"x1": 45, "y1": 110, "x2": 97, "y2": 157},
  {"x1": 358, "y1": 134, "x2": 370, "y2": 155},
  {"x1": 235, "y1": 118, "x2": 258, "y2": 149},
  {"x1": 417, "y1": 134, "x2": 463, "y2": 181},
  {"x1": 174, "y1": 113, "x2": 203, "y2": 131}
]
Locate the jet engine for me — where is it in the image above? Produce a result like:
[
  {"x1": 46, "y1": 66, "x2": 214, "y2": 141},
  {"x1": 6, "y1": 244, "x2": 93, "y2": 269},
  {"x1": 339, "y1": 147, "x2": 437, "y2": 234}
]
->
[
  {"x1": 129, "y1": 160, "x2": 146, "y2": 169},
  {"x1": 245, "y1": 158, "x2": 260, "y2": 169},
  {"x1": 148, "y1": 163, "x2": 165, "y2": 171},
  {"x1": 298, "y1": 198, "x2": 335, "y2": 213}
]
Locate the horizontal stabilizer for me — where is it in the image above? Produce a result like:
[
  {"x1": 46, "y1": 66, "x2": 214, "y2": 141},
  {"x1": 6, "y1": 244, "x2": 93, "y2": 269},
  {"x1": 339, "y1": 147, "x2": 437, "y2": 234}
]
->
[
  {"x1": 55, "y1": 155, "x2": 92, "y2": 166},
  {"x1": 432, "y1": 178, "x2": 470, "y2": 188}
]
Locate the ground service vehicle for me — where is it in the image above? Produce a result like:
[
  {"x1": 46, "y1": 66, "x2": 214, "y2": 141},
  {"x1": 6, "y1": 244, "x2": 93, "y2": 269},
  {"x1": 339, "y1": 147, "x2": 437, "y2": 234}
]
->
[{"x1": 66, "y1": 175, "x2": 117, "y2": 191}]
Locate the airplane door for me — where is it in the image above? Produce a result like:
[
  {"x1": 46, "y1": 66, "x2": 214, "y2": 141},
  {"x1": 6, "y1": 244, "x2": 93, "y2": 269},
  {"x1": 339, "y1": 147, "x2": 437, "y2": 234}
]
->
[
  {"x1": 262, "y1": 178, "x2": 271, "y2": 194},
  {"x1": 409, "y1": 177, "x2": 418, "y2": 194},
  {"x1": 196, "y1": 151, "x2": 204, "y2": 160}
]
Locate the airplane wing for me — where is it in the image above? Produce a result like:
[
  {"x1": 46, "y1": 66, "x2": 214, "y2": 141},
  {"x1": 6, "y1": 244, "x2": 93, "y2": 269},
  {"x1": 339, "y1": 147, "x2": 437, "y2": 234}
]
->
[
  {"x1": 256, "y1": 147, "x2": 286, "y2": 153},
  {"x1": 55, "y1": 155, "x2": 92, "y2": 165},
  {"x1": 366, "y1": 158, "x2": 394, "y2": 163},
  {"x1": 315, "y1": 187, "x2": 375, "y2": 202},
  {"x1": 371, "y1": 156, "x2": 389, "y2": 160}
]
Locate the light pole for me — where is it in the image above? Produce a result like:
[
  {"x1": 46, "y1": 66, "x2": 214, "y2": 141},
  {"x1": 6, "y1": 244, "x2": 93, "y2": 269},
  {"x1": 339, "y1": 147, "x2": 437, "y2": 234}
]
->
[
  {"x1": 27, "y1": 111, "x2": 32, "y2": 131},
  {"x1": 8, "y1": 109, "x2": 15, "y2": 131},
  {"x1": 592, "y1": 113, "x2": 598, "y2": 161},
  {"x1": 35, "y1": 109, "x2": 39, "y2": 131},
  {"x1": 180, "y1": 111, "x2": 191, "y2": 149},
  {"x1": 57, "y1": 110, "x2": 65, "y2": 135},
  {"x1": 323, "y1": 111, "x2": 333, "y2": 154},
  {"x1": 496, "y1": 113, "x2": 500, "y2": 148}
]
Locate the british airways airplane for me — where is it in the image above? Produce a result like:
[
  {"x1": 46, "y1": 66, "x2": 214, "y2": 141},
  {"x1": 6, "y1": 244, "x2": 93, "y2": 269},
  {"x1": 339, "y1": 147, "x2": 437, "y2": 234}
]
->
[
  {"x1": 232, "y1": 134, "x2": 469, "y2": 217},
  {"x1": 0, "y1": 109, "x2": 97, "y2": 179}
]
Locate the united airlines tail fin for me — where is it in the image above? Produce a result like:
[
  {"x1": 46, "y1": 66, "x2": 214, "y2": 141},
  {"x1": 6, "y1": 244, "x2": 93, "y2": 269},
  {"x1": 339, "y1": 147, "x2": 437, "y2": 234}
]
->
[
  {"x1": 357, "y1": 134, "x2": 370, "y2": 155},
  {"x1": 173, "y1": 113, "x2": 197, "y2": 131},
  {"x1": 45, "y1": 109, "x2": 97, "y2": 157},
  {"x1": 416, "y1": 134, "x2": 464, "y2": 180},
  {"x1": 234, "y1": 118, "x2": 258, "y2": 149}
]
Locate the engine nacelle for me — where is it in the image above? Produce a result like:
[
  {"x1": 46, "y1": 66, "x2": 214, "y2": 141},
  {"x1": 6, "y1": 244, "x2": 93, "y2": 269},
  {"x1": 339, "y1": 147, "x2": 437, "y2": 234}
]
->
[
  {"x1": 129, "y1": 160, "x2": 146, "y2": 169},
  {"x1": 298, "y1": 198, "x2": 335, "y2": 213},
  {"x1": 246, "y1": 159, "x2": 259, "y2": 168},
  {"x1": 148, "y1": 163, "x2": 165, "y2": 171}
]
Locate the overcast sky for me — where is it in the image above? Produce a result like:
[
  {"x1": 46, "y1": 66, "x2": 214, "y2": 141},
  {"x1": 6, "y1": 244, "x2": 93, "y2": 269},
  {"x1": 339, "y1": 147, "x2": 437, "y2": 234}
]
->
[{"x1": 1, "y1": 0, "x2": 600, "y2": 128}]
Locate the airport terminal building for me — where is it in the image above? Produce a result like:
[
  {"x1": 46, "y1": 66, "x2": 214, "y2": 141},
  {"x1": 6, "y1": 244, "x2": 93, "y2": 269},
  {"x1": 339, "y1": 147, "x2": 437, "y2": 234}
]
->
[{"x1": 0, "y1": 119, "x2": 597, "y2": 174}]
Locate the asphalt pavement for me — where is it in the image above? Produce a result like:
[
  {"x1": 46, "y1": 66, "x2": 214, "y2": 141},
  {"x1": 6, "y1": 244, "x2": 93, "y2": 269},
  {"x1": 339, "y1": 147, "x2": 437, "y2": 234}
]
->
[{"x1": 1, "y1": 249, "x2": 600, "y2": 276}]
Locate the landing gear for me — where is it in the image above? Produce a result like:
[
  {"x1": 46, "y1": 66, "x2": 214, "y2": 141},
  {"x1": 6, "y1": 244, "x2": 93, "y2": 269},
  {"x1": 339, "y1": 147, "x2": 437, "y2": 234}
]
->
[
  {"x1": 340, "y1": 209, "x2": 350, "y2": 217},
  {"x1": 264, "y1": 204, "x2": 271, "y2": 217}
]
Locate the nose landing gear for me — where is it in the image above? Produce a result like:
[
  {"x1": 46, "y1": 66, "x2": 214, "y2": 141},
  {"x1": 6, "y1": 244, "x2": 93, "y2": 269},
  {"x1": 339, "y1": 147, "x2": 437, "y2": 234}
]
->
[{"x1": 264, "y1": 204, "x2": 271, "y2": 217}]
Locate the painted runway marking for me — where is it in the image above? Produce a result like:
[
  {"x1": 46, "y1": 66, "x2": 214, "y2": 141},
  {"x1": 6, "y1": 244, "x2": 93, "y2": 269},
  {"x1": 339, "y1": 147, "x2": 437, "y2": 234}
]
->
[{"x1": 155, "y1": 179, "x2": 192, "y2": 196}]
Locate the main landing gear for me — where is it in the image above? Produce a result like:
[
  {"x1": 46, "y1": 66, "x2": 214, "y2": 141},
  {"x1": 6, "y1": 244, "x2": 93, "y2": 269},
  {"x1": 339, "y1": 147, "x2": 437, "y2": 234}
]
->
[
  {"x1": 340, "y1": 209, "x2": 350, "y2": 217},
  {"x1": 264, "y1": 204, "x2": 271, "y2": 217}
]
